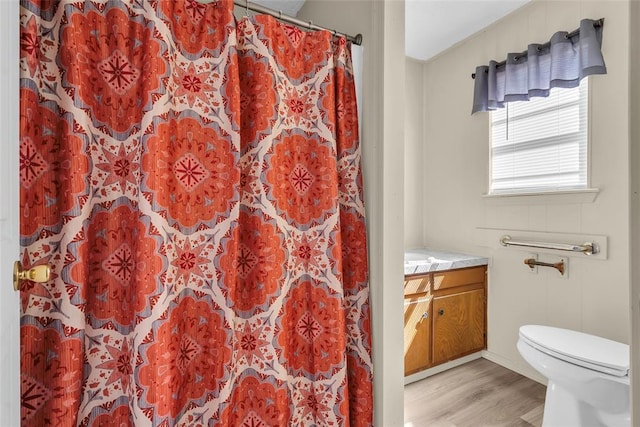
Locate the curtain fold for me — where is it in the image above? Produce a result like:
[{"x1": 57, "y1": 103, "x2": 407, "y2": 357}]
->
[
  {"x1": 472, "y1": 18, "x2": 606, "y2": 114},
  {"x1": 19, "y1": 0, "x2": 372, "y2": 425}
]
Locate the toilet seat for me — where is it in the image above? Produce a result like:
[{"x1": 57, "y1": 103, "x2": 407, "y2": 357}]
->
[{"x1": 519, "y1": 325, "x2": 629, "y2": 377}]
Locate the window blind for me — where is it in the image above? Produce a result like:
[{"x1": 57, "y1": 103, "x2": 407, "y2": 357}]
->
[{"x1": 490, "y1": 79, "x2": 588, "y2": 194}]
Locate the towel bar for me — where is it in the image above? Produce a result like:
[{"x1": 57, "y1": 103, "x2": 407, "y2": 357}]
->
[{"x1": 500, "y1": 235, "x2": 598, "y2": 255}]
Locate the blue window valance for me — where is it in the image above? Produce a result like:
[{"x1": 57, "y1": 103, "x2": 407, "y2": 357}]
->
[{"x1": 471, "y1": 18, "x2": 606, "y2": 114}]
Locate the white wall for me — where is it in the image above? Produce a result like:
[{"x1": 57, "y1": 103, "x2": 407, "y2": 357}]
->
[
  {"x1": 404, "y1": 58, "x2": 424, "y2": 249},
  {"x1": 0, "y1": 2, "x2": 20, "y2": 425},
  {"x1": 298, "y1": 1, "x2": 406, "y2": 426},
  {"x1": 628, "y1": 1, "x2": 640, "y2": 423},
  {"x1": 410, "y1": 0, "x2": 631, "y2": 381}
]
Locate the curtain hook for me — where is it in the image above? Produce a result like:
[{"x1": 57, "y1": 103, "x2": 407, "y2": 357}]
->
[
  {"x1": 245, "y1": 0, "x2": 249, "y2": 16},
  {"x1": 308, "y1": 20, "x2": 313, "y2": 30},
  {"x1": 279, "y1": 10, "x2": 282, "y2": 19}
]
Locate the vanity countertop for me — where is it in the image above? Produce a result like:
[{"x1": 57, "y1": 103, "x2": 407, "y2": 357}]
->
[{"x1": 404, "y1": 248, "x2": 489, "y2": 276}]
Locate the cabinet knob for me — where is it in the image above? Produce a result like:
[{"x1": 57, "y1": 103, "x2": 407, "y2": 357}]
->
[
  {"x1": 422, "y1": 312, "x2": 428, "y2": 319},
  {"x1": 438, "y1": 308, "x2": 445, "y2": 316}
]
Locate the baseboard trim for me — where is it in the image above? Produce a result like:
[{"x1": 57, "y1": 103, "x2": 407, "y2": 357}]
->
[
  {"x1": 403, "y1": 350, "x2": 548, "y2": 387},
  {"x1": 481, "y1": 350, "x2": 547, "y2": 385},
  {"x1": 404, "y1": 352, "x2": 483, "y2": 385}
]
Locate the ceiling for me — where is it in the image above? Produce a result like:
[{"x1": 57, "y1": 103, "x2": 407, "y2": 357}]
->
[
  {"x1": 252, "y1": 0, "x2": 306, "y2": 17},
  {"x1": 253, "y1": 0, "x2": 530, "y2": 62},
  {"x1": 405, "y1": 0, "x2": 530, "y2": 61}
]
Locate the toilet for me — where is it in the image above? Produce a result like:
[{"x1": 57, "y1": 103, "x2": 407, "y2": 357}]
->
[{"x1": 517, "y1": 325, "x2": 630, "y2": 427}]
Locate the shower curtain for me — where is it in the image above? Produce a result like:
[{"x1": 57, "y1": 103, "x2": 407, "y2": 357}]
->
[{"x1": 19, "y1": 0, "x2": 372, "y2": 425}]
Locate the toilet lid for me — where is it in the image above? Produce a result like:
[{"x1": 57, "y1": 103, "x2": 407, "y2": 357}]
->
[{"x1": 519, "y1": 325, "x2": 629, "y2": 377}]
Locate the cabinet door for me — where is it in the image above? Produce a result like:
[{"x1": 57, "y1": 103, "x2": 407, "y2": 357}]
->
[
  {"x1": 432, "y1": 289, "x2": 485, "y2": 365},
  {"x1": 404, "y1": 296, "x2": 432, "y2": 375}
]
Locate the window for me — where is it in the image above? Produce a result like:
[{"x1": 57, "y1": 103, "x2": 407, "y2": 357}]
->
[{"x1": 489, "y1": 79, "x2": 589, "y2": 195}]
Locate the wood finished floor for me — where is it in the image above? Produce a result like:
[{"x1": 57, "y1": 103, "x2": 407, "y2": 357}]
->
[{"x1": 404, "y1": 358, "x2": 546, "y2": 427}]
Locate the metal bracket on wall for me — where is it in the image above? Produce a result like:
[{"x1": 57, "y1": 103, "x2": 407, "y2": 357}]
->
[
  {"x1": 525, "y1": 253, "x2": 538, "y2": 274},
  {"x1": 523, "y1": 256, "x2": 568, "y2": 278}
]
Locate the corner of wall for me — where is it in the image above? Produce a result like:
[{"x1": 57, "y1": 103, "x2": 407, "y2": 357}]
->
[
  {"x1": 404, "y1": 58, "x2": 425, "y2": 250},
  {"x1": 628, "y1": 0, "x2": 640, "y2": 423}
]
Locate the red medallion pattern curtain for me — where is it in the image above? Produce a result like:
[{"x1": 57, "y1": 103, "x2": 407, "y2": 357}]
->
[{"x1": 19, "y1": 0, "x2": 372, "y2": 426}]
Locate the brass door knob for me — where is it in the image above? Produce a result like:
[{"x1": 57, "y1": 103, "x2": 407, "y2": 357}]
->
[{"x1": 13, "y1": 261, "x2": 50, "y2": 291}]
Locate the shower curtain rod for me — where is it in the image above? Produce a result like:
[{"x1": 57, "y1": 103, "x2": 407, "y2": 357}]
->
[{"x1": 233, "y1": 0, "x2": 363, "y2": 45}]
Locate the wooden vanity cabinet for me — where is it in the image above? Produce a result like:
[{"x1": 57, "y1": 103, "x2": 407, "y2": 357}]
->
[{"x1": 403, "y1": 265, "x2": 487, "y2": 376}]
